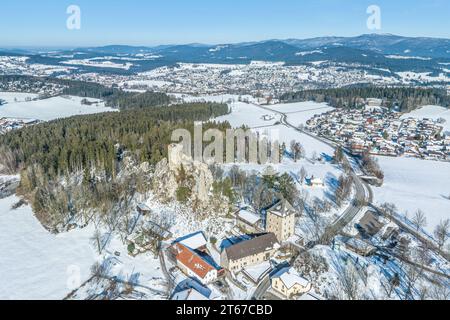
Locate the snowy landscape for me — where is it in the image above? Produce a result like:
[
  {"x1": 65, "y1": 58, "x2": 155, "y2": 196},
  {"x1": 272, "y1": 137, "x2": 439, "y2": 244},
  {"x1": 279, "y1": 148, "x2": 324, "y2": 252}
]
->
[
  {"x1": 0, "y1": 86, "x2": 449, "y2": 301},
  {"x1": 0, "y1": 93, "x2": 116, "y2": 121},
  {"x1": 0, "y1": 24, "x2": 449, "y2": 303}
]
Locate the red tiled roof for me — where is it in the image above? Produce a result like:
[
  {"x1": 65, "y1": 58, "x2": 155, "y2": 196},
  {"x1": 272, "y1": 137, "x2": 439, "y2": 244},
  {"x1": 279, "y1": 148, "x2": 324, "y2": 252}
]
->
[{"x1": 173, "y1": 243, "x2": 215, "y2": 279}]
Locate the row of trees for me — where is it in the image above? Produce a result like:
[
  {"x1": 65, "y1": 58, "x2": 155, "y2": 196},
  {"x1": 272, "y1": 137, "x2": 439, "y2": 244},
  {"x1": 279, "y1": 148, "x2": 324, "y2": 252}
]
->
[
  {"x1": 361, "y1": 152, "x2": 384, "y2": 180},
  {"x1": 0, "y1": 102, "x2": 230, "y2": 180},
  {"x1": 334, "y1": 174, "x2": 354, "y2": 207},
  {"x1": 381, "y1": 202, "x2": 450, "y2": 251},
  {"x1": 280, "y1": 86, "x2": 450, "y2": 112}
]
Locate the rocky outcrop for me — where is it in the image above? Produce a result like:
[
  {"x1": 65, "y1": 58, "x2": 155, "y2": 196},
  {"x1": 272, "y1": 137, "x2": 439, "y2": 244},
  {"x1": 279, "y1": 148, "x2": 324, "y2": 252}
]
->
[{"x1": 152, "y1": 144, "x2": 229, "y2": 216}]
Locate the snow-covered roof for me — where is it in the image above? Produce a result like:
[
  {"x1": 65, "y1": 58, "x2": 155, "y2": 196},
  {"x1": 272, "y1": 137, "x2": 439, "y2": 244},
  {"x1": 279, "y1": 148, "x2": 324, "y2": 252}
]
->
[
  {"x1": 171, "y1": 288, "x2": 209, "y2": 300},
  {"x1": 311, "y1": 178, "x2": 324, "y2": 184},
  {"x1": 242, "y1": 261, "x2": 272, "y2": 283},
  {"x1": 176, "y1": 231, "x2": 208, "y2": 250},
  {"x1": 237, "y1": 209, "x2": 261, "y2": 225},
  {"x1": 298, "y1": 292, "x2": 325, "y2": 300},
  {"x1": 272, "y1": 267, "x2": 310, "y2": 289},
  {"x1": 137, "y1": 203, "x2": 151, "y2": 212},
  {"x1": 267, "y1": 199, "x2": 296, "y2": 218}
]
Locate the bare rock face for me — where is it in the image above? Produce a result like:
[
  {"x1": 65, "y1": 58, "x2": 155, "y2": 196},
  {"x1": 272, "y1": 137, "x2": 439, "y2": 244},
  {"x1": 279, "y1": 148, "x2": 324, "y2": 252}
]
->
[
  {"x1": 153, "y1": 158, "x2": 178, "y2": 201},
  {"x1": 152, "y1": 144, "x2": 229, "y2": 216}
]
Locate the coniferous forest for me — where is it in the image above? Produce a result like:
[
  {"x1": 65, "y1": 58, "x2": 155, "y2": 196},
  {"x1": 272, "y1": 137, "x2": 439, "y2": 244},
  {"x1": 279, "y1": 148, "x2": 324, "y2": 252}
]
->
[
  {"x1": 280, "y1": 87, "x2": 450, "y2": 111},
  {"x1": 0, "y1": 101, "x2": 230, "y2": 229}
]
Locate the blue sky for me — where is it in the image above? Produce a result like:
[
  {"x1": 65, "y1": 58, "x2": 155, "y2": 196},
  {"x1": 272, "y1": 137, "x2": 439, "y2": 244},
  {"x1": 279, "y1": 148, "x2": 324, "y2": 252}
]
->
[{"x1": 1, "y1": 0, "x2": 449, "y2": 47}]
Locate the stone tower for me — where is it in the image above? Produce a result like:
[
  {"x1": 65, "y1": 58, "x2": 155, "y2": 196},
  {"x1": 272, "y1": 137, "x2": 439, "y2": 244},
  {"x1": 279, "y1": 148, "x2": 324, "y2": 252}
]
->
[{"x1": 265, "y1": 198, "x2": 296, "y2": 242}]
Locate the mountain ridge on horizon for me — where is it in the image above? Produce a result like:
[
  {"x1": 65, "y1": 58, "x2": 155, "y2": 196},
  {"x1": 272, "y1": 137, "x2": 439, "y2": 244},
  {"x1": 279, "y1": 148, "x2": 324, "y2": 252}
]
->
[{"x1": 3, "y1": 33, "x2": 450, "y2": 53}]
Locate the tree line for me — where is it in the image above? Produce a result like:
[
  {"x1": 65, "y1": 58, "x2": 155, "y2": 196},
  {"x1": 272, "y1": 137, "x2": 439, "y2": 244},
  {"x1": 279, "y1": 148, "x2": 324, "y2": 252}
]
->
[
  {"x1": 0, "y1": 75, "x2": 171, "y2": 110},
  {"x1": 280, "y1": 86, "x2": 450, "y2": 112},
  {"x1": 0, "y1": 102, "x2": 230, "y2": 179}
]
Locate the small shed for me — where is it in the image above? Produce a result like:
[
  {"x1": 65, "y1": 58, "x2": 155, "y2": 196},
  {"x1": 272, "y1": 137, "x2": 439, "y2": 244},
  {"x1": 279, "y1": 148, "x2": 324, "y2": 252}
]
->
[{"x1": 137, "y1": 203, "x2": 152, "y2": 216}]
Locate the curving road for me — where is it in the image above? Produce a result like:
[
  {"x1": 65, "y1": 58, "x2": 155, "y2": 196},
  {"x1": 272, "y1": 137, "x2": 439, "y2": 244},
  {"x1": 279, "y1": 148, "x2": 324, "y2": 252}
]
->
[{"x1": 250, "y1": 102, "x2": 371, "y2": 240}]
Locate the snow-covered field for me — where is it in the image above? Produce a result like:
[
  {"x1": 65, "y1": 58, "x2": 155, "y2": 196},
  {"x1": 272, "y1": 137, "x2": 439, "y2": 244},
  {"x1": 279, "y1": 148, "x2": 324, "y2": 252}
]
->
[
  {"x1": 0, "y1": 93, "x2": 117, "y2": 121},
  {"x1": 254, "y1": 124, "x2": 334, "y2": 158},
  {"x1": 211, "y1": 98, "x2": 335, "y2": 158},
  {"x1": 396, "y1": 71, "x2": 450, "y2": 84},
  {"x1": 0, "y1": 190, "x2": 169, "y2": 300},
  {"x1": 0, "y1": 195, "x2": 97, "y2": 300},
  {"x1": 401, "y1": 105, "x2": 450, "y2": 133},
  {"x1": 0, "y1": 56, "x2": 75, "y2": 76},
  {"x1": 269, "y1": 101, "x2": 334, "y2": 126},
  {"x1": 373, "y1": 156, "x2": 450, "y2": 234},
  {"x1": 0, "y1": 92, "x2": 39, "y2": 104},
  {"x1": 217, "y1": 102, "x2": 277, "y2": 128},
  {"x1": 62, "y1": 59, "x2": 133, "y2": 70}
]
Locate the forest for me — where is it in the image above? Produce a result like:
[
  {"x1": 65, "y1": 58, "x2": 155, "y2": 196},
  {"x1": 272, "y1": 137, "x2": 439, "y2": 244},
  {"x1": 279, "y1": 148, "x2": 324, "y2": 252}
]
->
[
  {"x1": 0, "y1": 102, "x2": 230, "y2": 179},
  {"x1": 0, "y1": 102, "x2": 230, "y2": 230},
  {"x1": 280, "y1": 86, "x2": 450, "y2": 111}
]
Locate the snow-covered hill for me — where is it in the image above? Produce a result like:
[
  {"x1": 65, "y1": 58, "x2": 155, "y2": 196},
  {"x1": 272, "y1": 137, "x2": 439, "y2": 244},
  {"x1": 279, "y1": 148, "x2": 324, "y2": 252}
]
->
[{"x1": 0, "y1": 93, "x2": 117, "y2": 121}]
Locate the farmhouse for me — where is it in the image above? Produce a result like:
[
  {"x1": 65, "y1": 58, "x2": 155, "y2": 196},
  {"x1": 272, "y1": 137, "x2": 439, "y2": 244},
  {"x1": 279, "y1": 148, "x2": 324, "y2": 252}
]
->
[
  {"x1": 220, "y1": 233, "x2": 279, "y2": 272},
  {"x1": 174, "y1": 231, "x2": 208, "y2": 252},
  {"x1": 172, "y1": 243, "x2": 222, "y2": 284},
  {"x1": 271, "y1": 267, "x2": 312, "y2": 299}
]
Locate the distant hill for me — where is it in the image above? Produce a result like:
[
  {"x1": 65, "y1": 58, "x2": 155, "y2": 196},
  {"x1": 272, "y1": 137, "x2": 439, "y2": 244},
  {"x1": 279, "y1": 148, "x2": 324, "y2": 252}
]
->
[
  {"x1": 283, "y1": 34, "x2": 450, "y2": 59},
  {"x1": 70, "y1": 34, "x2": 450, "y2": 60},
  {"x1": 4, "y1": 34, "x2": 449, "y2": 75}
]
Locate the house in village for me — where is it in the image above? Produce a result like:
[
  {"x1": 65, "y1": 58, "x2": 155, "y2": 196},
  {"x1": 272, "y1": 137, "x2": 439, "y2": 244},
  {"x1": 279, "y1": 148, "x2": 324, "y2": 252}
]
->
[
  {"x1": 342, "y1": 237, "x2": 377, "y2": 257},
  {"x1": 170, "y1": 278, "x2": 213, "y2": 300},
  {"x1": 357, "y1": 210, "x2": 384, "y2": 237},
  {"x1": 266, "y1": 199, "x2": 296, "y2": 242},
  {"x1": 220, "y1": 233, "x2": 279, "y2": 273},
  {"x1": 235, "y1": 208, "x2": 263, "y2": 233},
  {"x1": 170, "y1": 232, "x2": 224, "y2": 285},
  {"x1": 271, "y1": 266, "x2": 312, "y2": 299}
]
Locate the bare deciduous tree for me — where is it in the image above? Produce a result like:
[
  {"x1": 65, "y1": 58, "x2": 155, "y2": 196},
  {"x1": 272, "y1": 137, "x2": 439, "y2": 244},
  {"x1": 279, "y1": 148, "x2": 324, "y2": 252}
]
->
[
  {"x1": 298, "y1": 166, "x2": 307, "y2": 185},
  {"x1": 0, "y1": 146, "x2": 21, "y2": 174},
  {"x1": 429, "y1": 279, "x2": 450, "y2": 300},
  {"x1": 90, "y1": 261, "x2": 107, "y2": 280},
  {"x1": 290, "y1": 140, "x2": 305, "y2": 162},
  {"x1": 404, "y1": 263, "x2": 422, "y2": 300},
  {"x1": 91, "y1": 229, "x2": 103, "y2": 254},
  {"x1": 384, "y1": 273, "x2": 400, "y2": 298},
  {"x1": 412, "y1": 209, "x2": 427, "y2": 232},
  {"x1": 434, "y1": 219, "x2": 450, "y2": 250},
  {"x1": 338, "y1": 263, "x2": 361, "y2": 300}
]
